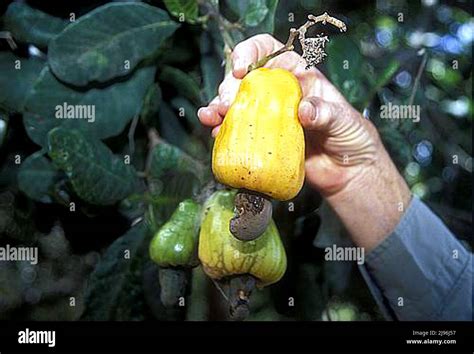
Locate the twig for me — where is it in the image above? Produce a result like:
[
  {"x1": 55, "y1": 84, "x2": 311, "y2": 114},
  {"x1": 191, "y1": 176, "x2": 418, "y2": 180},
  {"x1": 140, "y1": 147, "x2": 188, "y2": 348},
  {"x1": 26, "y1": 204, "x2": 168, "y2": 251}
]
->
[
  {"x1": 248, "y1": 29, "x2": 299, "y2": 71},
  {"x1": 248, "y1": 12, "x2": 347, "y2": 72},
  {"x1": 139, "y1": 128, "x2": 162, "y2": 178},
  {"x1": 211, "y1": 278, "x2": 229, "y2": 302},
  {"x1": 200, "y1": 0, "x2": 237, "y2": 50},
  {"x1": 128, "y1": 114, "x2": 140, "y2": 157},
  {"x1": 408, "y1": 51, "x2": 428, "y2": 106},
  {"x1": 0, "y1": 31, "x2": 17, "y2": 50}
]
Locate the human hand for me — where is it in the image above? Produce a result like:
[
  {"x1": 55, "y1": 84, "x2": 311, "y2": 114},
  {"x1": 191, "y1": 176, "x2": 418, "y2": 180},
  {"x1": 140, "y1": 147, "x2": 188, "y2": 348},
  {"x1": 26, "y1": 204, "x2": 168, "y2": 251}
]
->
[
  {"x1": 197, "y1": 34, "x2": 383, "y2": 197},
  {"x1": 198, "y1": 33, "x2": 412, "y2": 250}
]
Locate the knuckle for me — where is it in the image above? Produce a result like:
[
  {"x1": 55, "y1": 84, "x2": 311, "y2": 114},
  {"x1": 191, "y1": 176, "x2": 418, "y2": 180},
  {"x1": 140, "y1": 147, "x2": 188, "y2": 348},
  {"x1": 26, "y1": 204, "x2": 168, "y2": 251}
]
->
[{"x1": 255, "y1": 33, "x2": 274, "y2": 42}]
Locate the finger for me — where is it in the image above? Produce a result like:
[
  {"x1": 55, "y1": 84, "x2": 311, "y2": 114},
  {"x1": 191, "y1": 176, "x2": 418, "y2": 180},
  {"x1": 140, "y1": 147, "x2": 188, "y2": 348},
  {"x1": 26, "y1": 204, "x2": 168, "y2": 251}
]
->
[
  {"x1": 231, "y1": 34, "x2": 281, "y2": 79},
  {"x1": 198, "y1": 96, "x2": 223, "y2": 127},
  {"x1": 217, "y1": 74, "x2": 241, "y2": 116},
  {"x1": 211, "y1": 125, "x2": 221, "y2": 138},
  {"x1": 298, "y1": 97, "x2": 339, "y2": 133},
  {"x1": 198, "y1": 106, "x2": 222, "y2": 127}
]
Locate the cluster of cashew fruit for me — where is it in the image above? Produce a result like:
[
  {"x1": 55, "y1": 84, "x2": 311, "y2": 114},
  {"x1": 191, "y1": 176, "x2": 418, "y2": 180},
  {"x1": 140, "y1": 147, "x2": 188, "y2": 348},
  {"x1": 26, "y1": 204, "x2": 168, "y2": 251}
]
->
[{"x1": 150, "y1": 13, "x2": 346, "y2": 320}]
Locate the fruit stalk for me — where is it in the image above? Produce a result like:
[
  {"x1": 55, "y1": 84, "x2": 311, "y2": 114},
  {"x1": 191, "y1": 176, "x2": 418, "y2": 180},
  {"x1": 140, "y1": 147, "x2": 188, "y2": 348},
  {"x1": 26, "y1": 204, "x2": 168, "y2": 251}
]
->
[
  {"x1": 228, "y1": 275, "x2": 256, "y2": 321},
  {"x1": 248, "y1": 12, "x2": 347, "y2": 72}
]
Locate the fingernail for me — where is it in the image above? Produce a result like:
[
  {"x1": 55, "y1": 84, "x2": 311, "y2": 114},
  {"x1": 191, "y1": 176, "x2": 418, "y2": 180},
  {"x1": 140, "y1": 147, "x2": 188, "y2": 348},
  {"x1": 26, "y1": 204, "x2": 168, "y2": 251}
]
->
[
  {"x1": 212, "y1": 126, "x2": 220, "y2": 138},
  {"x1": 233, "y1": 59, "x2": 247, "y2": 77}
]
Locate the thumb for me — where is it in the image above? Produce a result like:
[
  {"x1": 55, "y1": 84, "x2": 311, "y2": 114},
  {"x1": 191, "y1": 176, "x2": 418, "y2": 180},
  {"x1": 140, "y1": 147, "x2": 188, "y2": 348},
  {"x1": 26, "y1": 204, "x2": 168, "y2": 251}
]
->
[{"x1": 298, "y1": 97, "x2": 341, "y2": 133}]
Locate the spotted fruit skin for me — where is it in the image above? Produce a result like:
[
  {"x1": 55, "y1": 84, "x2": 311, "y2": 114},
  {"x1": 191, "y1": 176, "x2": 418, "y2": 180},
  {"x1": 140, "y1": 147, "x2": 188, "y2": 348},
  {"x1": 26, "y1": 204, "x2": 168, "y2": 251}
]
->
[
  {"x1": 198, "y1": 190, "x2": 287, "y2": 287},
  {"x1": 212, "y1": 68, "x2": 304, "y2": 201},
  {"x1": 149, "y1": 199, "x2": 201, "y2": 267}
]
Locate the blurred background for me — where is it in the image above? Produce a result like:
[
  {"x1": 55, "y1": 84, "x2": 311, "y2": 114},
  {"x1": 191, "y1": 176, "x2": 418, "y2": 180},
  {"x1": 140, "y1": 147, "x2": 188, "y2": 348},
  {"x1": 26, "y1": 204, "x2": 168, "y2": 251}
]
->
[{"x1": 0, "y1": 0, "x2": 471, "y2": 321}]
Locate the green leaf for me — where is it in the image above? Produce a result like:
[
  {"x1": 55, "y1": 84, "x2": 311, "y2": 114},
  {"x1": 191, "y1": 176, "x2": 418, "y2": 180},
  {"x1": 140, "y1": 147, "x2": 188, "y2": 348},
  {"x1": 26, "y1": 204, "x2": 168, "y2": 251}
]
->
[
  {"x1": 17, "y1": 151, "x2": 60, "y2": 203},
  {"x1": 3, "y1": 2, "x2": 68, "y2": 48},
  {"x1": 147, "y1": 141, "x2": 206, "y2": 223},
  {"x1": 147, "y1": 171, "x2": 200, "y2": 225},
  {"x1": 156, "y1": 102, "x2": 208, "y2": 159},
  {"x1": 362, "y1": 59, "x2": 400, "y2": 108},
  {"x1": 163, "y1": 0, "x2": 199, "y2": 24},
  {"x1": 0, "y1": 191, "x2": 37, "y2": 244},
  {"x1": 23, "y1": 66, "x2": 155, "y2": 147},
  {"x1": 200, "y1": 32, "x2": 224, "y2": 102},
  {"x1": 0, "y1": 53, "x2": 44, "y2": 113},
  {"x1": 47, "y1": 128, "x2": 140, "y2": 205},
  {"x1": 149, "y1": 141, "x2": 205, "y2": 183},
  {"x1": 140, "y1": 83, "x2": 162, "y2": 127},
  {"x1": 227, "y1": 0, "x2": 269, "y2": 27},
  {"x1": 225, "y1": 0, "x2": 278, "y2": 44},
  {"x1": 156, "y1": 102, "x2": 189, "y2": 149},
  {"x1": 200, "y1": 54, "x2": 222, "y2": 101},
  {"x1": 48, "y1": 3, "x2": 179, "y2": 86},
  {"x1": 243, "y1": 1, "x2": 269, "y2": 27},
  {"x1": 326, "y1": 37, "x2": 364, "y2": 105},
  {"x1": 170, "y1": 97, "x2": 201, "y2": 132},
  {"x1": 159, "y1": 66, "x2": 202, "y2": 105},
  {"x1": 227, "y1": 0, "x2": 265, "y2": 24},
  {"x1": 82, "y1": 222, "x2": 150, "y2": 320},
  {"x1": 246, "y1": 0, "x2": 278, "y2": 34},
  {"x1": 374, "y1": 59, "x2": 400, "y2": 88}
]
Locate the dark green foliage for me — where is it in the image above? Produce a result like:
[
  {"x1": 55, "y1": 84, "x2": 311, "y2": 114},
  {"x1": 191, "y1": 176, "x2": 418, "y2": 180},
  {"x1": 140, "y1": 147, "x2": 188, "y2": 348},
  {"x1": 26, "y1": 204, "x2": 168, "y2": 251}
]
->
[
  {"x1": 17, "y1": 151, "x2": 61, "y2": 203},
  {"x1": 0, "y1": 0, "x2": 470, "y2": 322},
  {"x1": 3, "y1": 2, "x2": 68, "y2": 48},
  {"x1": 82, "y1": 222, "x2": 150, "y2": 320},
  {"x1": 47, "y1": 128, "x2": 141, "y2": 205},
  {"x1": 48, "y1": 3, "x2": 179, "y2": 85},
  {"x1": 0, "y1": 52, "x2": 44, "y2": 112},
  {"x1": 149, "y1": 141, "x2": 206, "y2": 183},
  {"x1": 24, "y1": 66, "x2": 156, "y2": 147},
  {"x1": 163, "y1": 0, "x2": 199, "y2": 24},
  {"x1": 159, "y1": 66, "x2": 202, "y2": 105}
]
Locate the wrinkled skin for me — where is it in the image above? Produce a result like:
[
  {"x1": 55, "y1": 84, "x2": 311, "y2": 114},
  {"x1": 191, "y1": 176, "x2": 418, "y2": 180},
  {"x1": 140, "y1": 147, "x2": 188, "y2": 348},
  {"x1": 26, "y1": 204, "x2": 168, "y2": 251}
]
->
[{"x1": 229, "y1": 191, "x2": 273, "y2": 241}]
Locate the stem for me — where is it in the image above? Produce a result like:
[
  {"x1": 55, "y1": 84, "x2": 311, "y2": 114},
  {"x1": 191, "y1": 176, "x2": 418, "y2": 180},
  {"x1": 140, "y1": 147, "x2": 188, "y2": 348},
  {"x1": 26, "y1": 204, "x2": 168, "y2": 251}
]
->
[
  {"x1": 228, "y1": 275, "x2": 256, "y2": 321},
  {"x1": 127, "y1": 114, "x2": 140, "y2": 157},
  {"x1": 0, "y1": 31, "x2": 17, "y2": 50},
  {"x1": 248, "y1": 12, "x2": 347, "y2": 72},
  {"x1": 141, "y1": 128, "x2": 161, "y2": 178},
  {"x1": 408, "y1": 51, "x2": 428, "y2": 106},
  {"x1": 201, "y1": 0, "x2": 237, "y2": 50},
  {"x1": 248, "y1": 28, "x2": 298, "y2": 71}
]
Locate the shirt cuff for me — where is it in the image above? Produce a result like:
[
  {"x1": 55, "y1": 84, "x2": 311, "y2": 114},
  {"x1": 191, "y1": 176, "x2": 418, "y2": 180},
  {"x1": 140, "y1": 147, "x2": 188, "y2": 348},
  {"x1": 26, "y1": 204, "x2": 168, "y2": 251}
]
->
[{"x1": 359, "y1": 196, "x2": 472, "y2": 321}]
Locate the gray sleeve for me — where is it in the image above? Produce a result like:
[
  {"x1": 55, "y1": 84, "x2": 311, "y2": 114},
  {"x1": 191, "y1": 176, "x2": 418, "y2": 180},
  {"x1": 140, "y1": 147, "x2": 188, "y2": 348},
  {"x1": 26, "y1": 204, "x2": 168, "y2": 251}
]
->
[{"x1": 358, "y1": 196, "x2": 473, "y2": 321}]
